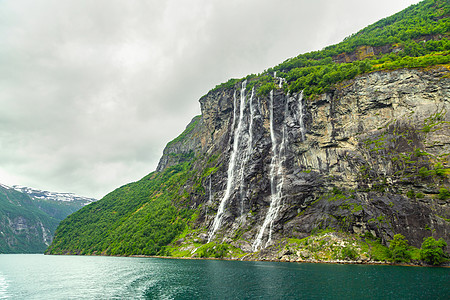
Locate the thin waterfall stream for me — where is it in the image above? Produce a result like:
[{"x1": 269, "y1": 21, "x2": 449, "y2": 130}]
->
[
  {"x1": 297, "y1": 91, "x2": 305, "y2": 141},
  {"x1": 252, "y1": 90, "x2": 287, "y2": 250},
  {"x1": 253, "y1": 90, "x2": 305, "y2": 250},
  {"x1": 239, "y1": 87, "x2": 255, "y2": 218},
  {"x1": 209, "y1": 84, "x2": 305, "y2": 248},
  {"x1": 209, "y1": 81, "x2": 251, "y2": 241}
]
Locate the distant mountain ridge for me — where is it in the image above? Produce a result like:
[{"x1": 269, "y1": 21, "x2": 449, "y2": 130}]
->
[
  {"x1": 0, "y1": 184, "x2": 97, "y2": 253},
  {"x1": 12, "y1": 185, "x2": 96, "y2": 205}
]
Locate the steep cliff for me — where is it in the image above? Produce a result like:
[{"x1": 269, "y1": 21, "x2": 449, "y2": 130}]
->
[
  {"x1": 169, "y1": 67, "x2": 450, "y2": 256},
  {"x1": 47, "y1": 0, "x2": 450, "y2": 261}
]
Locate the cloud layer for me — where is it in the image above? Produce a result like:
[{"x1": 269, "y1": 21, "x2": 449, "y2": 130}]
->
[{"x1": 0, "y1": 0, "x2": 421, "y2": 198}]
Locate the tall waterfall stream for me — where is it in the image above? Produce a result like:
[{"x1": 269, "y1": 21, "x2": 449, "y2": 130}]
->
[{"x1": 209, "y1": 83, "x2": 306, "y2": 250}]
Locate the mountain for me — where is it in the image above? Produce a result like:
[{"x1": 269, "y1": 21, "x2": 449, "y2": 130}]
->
[
  {"x1": 0, "y1": 184, "x2": 58, "y2": 253},
  {"x1": 12, "y1": 185, "x2": 96, "y2": 220},
  {"x1": 0, "y1": 184, "x2": 96, "y2": 253},
  {"x1": 47, "y1": 0, "x2": 450, "y2": 262}
]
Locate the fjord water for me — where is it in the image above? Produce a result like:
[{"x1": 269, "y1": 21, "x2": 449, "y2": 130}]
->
[{"x1": 1, "y1": 255, "x2": 449, "y2": 299}]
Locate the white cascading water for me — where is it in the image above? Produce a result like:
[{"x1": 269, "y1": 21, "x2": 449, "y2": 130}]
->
[
  {"x1": 228, "y1": 90, "x2": 238, "y2": 146},
  {"x1": 209, "y1": 82, "x2": 305, "y2": 245},
  {"x1": 274, "y1": 71, "x2": 286, "y2": 88},
  {"x1": 206, "y1": 175, "x2": 212, "y2": 217},
  {"x1": 252, "y1": 90, "x2": 306, "y2": 250},
  {"x1": 268, "y1": 94, "x2": 289, "y2": 242},
  {"x1": 253, "y1": 90, "x2": 289, "y2": 250},
  {"x1": 209, "y1": 81, "x2": 251, "y2": 241},
  {"x1": 209, "y1": 175, "x2": 212, "y2": 204},
  {"x1": 239, "y1": 87, "x2": 255, "y2": 217},
  {"x1": 297, "y1": 91, "x2": 306, "y2": 141}
]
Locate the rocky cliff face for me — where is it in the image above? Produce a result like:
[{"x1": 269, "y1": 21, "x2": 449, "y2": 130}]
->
[{"x1": 158, "y1": 67, "x2": 450, "y2": 253}]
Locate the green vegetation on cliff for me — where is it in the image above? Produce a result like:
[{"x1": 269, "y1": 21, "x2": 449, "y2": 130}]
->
[
  {"x1": 47, "y1": 112, "x2": 221, "y2": 256},
  {"x1": 214, "y1": 0, "x2": 450, "y2": 97},
  {"x1": 47, "y1": 161, "x2": 196, "y2": 256},
  {"x1": 420, "y1": 236, "x2": 449, "y2": 265},
  {"x1": 165, "y1": 115, "x2": 201, "y2": 149}
]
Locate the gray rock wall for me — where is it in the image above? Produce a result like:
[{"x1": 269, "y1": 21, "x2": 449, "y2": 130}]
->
[{"x1": 158, "y1": 67, "x2": 450, "y2": 251}]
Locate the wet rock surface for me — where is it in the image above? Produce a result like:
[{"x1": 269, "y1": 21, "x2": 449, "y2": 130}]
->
[{"x1": 158, "y1": 67, "x2": 450, "y2": 254}]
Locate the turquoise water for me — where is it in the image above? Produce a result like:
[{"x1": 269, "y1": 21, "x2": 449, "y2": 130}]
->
[{"x1": 0, "y1": 254, "x2": 448, "y2": 299}]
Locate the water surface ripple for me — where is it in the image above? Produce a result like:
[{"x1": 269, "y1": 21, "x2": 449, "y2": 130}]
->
[{"x1": 0, "y1": 254, "x2": 448, "y2": 299}]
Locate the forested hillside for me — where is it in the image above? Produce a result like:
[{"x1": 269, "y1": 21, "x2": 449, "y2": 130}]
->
[{"x1": 216, "y1": 0, "x2": 449, "y2": 97}]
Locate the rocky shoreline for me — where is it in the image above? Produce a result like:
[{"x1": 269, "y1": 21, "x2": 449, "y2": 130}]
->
[{"x1": 128, "y1": 254, "x2": 449, "y2": 268}]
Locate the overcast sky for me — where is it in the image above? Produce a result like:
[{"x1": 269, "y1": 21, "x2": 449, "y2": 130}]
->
[{"x1": 0, "y1": 0, "x2": 422, "y2": 199}]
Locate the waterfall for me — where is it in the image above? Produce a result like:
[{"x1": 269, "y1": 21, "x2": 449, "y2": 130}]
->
[
  {"x1": 228, "y1": 90, "x2": 238, "y2": 146},
  {"x1": 209, "y1": 175, "x2": 212, "y2": 204},
  {"x1": 208, "y1": 82, "x2": 303, "y2": 245},
  {"x1": 253, "y1": 90, "x2": 289, "y2": 250},
  {"x1": 298, "y1": 91, "x2": 306, "y2": 141},
  {"x1": 206, "y1": 175, "x2": 212, "y2": 216},
  {"x1": 267, "y1": 94, "x2": 289, "y2": 244},
  {"x1": 239, "y1": 87, "x2": 255, "y2": 217},
  {"x1": 209, "y1": 81, "x2": 250, "y2": 241},
  {"x1": 274, "y1": 71, "x2": 286, "y2": 88}
]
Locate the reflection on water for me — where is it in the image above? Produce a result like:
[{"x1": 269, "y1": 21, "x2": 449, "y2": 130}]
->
[
  {"x1": 0, "y1": 254, "x2": 448, "y2": 299},
  {"x1": 0, "y1": 273, "x2": 9, "y2": 300}
]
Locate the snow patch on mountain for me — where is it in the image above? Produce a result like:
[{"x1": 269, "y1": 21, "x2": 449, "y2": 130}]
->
[
  {"x1": 12, "y1": 185, "x2": 97, "y2": 205},
  {"x1": 0, "y1": 183, "x2": 11, "y2": 190}
]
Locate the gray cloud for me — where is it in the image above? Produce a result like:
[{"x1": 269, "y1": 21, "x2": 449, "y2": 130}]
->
[{"x1": 0, "y1": 0, "x2": 421, "y2": 198}]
